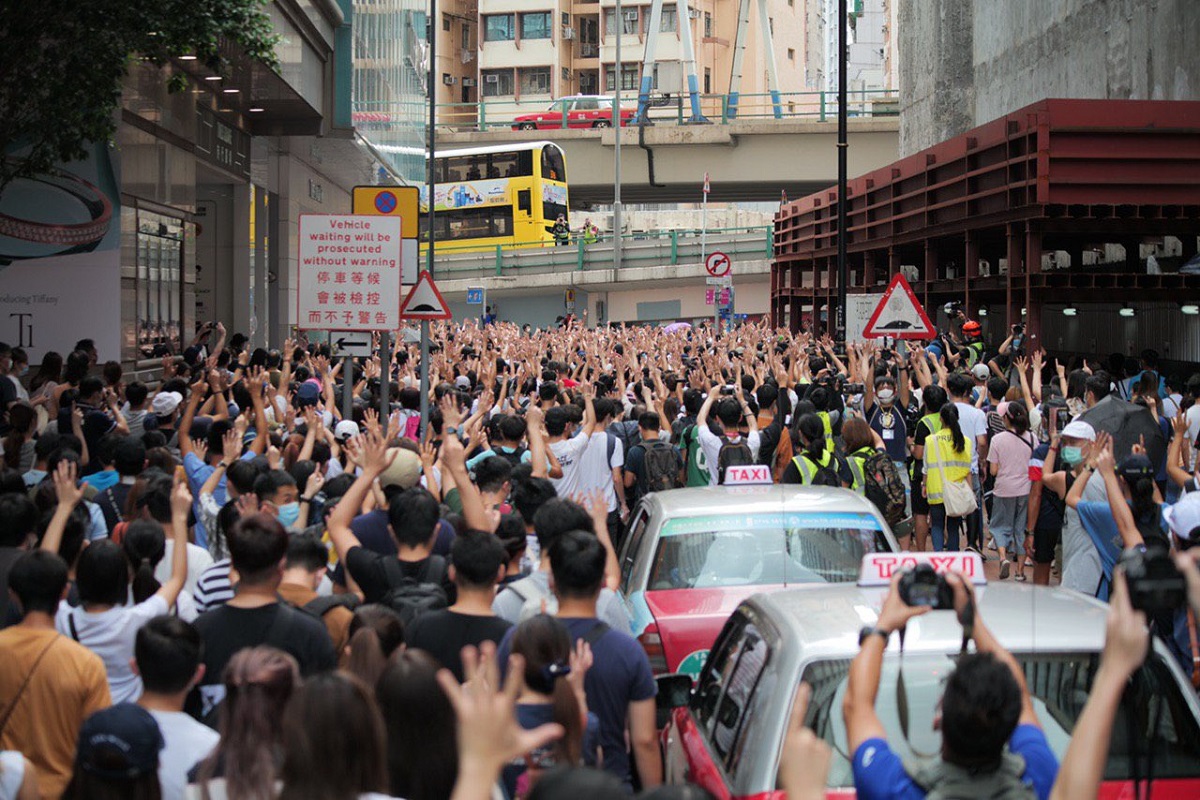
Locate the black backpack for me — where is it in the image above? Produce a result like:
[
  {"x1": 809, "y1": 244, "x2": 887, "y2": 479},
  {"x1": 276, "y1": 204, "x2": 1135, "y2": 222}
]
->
[
  {"x1": 497, "y1": 447, "x2": 528, "y2": 468},
  {"x1": 302, "y1": 593, "x2": 361, "y2": 618},
  {"x1": 379, "y1": 556, "x2": 449, "y2": 626},
  {"x1": 717, "y1": 438, "x2": 755, "y2": 484},
  {"x1": 640, "y1": 439, "x2": 682, "y2": 493}
]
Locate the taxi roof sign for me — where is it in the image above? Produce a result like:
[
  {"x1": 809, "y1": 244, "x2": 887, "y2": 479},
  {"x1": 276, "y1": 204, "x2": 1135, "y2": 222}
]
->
[
  {"x1": 858, "y1": 552, "x2": 987, "y2": 587},
  {"x1": 722, "y1": 465, "x2": 773, "y2": 486}
]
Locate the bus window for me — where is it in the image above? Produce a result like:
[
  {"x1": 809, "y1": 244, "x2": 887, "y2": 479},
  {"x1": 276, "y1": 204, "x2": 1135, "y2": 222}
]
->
[
  {"x1": 490, "y1": 152, "x2": 520, "y2": 178},
  {"x1": 540, "y1": 147, "x2": 566, "y2": 182},
  {"x1": 442, "y1": 206, "x2": 515, "y2": 241},
  {"x1": 517, "y1": 189, "x2": 531, "y2": 214}
]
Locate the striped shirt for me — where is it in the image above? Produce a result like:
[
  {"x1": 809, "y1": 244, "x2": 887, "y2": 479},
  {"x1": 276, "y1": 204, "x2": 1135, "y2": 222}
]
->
[{"x1": 192, "y1": 559, "x2": 234, "y2": 614}]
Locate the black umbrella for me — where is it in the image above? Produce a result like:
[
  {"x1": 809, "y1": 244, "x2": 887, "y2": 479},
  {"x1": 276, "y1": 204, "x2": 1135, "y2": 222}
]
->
[{"x1": 1077, "y1": 395, "x2": 1167, "y2": 466}]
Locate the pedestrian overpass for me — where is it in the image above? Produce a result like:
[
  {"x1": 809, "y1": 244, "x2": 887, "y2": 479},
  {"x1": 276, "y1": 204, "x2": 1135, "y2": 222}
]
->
[
  {"x1": 431, "y1": 227, "x2": 773, "y2": 328},
  {"x1": 434, "y1": 117, "x2": 900, "y2": 205}
]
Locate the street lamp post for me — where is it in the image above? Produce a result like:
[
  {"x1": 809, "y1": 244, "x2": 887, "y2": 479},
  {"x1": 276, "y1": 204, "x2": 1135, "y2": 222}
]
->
[
  {"x1": 613, "y1": 0, "x2": 623, "y2": 282},
  {"x1": 835, "y1": 0, "x2": 848, "y2": 342}
]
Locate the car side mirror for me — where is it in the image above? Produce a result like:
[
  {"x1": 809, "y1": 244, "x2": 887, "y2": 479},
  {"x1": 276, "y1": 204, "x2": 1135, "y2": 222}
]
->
[{"x1": 656, "y1": 673, "x2": 693, "y2": 711}]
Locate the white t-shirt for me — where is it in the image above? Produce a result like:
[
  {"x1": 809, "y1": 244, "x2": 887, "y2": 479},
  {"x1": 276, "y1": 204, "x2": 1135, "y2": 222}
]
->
[
  {"x1": 1187, "y1": 405, "x2": 1200, "y2": 471},
  {"x1": 697, "y1": 426, "x2": 762, "y2": 486},
  {"x1": 56, "y1": 594, "x2": 170, "y2": 703},
  {"x1": 573, "y1": 431, "x2": 623, "y2": 512},
  {"x1": 154, "y1": 541, "x2": 215, "y2": 597},
  {"x1": 149, "y1": 709, "x2": 220, "y2": 800},
  {"x1": 0, "y1": 751, "x2": 26, "y2": 800},
  {"x1": 548, "y1": 432, "x2": 591, "y2": 499},
  {"x1": 954, "y1": 401, "x2": 989, "y2": 474}
]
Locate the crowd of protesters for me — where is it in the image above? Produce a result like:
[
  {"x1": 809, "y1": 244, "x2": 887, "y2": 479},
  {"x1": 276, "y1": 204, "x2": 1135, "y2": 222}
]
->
[{"x1": 0, "y1": 313, "x2": 1197, "y2": 800}]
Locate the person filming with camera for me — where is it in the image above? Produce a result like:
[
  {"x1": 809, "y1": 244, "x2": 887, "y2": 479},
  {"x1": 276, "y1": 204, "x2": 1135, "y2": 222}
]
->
[{"x1": 844, "y1": 568, "x2": 1059, "y2": 800}]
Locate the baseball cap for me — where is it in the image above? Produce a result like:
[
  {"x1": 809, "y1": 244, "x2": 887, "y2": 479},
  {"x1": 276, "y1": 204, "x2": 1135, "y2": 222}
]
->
[
  {"x1": 151, "y1": 391, "x2": 183, "y2": 418},
  {"x1": 379, "y1": 448, "x2": 422, "y2": 490},
  {"x1": 1116, "y1": 454, "x2": 1155, "y2": 482},
  {"x1": 1165, "y1": 493, "x2": 1200, "y2": 544},
  {"x1": 76, "y1": 703, "x2": 163, "y2": 779},
  {"x1": 455, "y1": 375, "x2": 471, "y2": 389},
  {"x1": 970, "y1": 363, "x2": 990, "y2": 381},
  {"x1": 334, "y1": 420, "x2": 360, "y2": 441},
  {"x1": 296, "y1": 381, "x2": 321, "y2": 407},
  {"x1": 1060, "y1": 420, "x2": 1097, "y2": 441}
]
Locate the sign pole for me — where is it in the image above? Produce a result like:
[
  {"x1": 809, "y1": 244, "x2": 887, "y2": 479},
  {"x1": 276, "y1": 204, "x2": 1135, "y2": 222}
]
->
[
  {"x1": 421, "y1": 0, "x2": 439, "y2": 435},
  {"x1": 342, "y1": 354, "x2": 353, "y2": 423},
  {"x1": 379, "y1": 330, "x2": 391, "y2": 424}
]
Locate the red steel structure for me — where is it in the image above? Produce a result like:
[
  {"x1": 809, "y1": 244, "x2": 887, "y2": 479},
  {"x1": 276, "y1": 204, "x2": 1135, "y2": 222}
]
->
[{"x1": 771, "y1": 99, "x2": 1200, "y2": 346}]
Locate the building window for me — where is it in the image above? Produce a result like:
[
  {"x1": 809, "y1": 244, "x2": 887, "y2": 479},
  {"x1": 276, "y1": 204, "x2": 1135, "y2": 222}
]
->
[
  {"x1": 134, "y1": 210, "x2": 184, "y2": 359},
  {"x1": 769, "y1": 17, "x2": 774, "y2": 34},
  {"x1": 787, "y1": 47, "x2": 795, "y2": 60},
  {"x1": 482, "y1": 68, "x2": 514, "y2": 96},
  {"x1": 604, "y1": 64, "x2": 638, "y2": 92},
  {"x1": 520, "y1": 12, "x2": 552, "y2": 39},
  {"x1": 561, "y1": 11, "x2": 570, "y2": 27},
  {"x1": 660, "y1": 5, "x2": 677, "y2": 32},
  {"x1": 442, "y1": 13, "x2": 451, "y2": 32},
  {"x1": 520, "y1": 66, "x2": 551, "y2": 94},
  {"x1": 484, "y1": 14, "x2": 514, "y2": 41},
  {"x1": 704, "y1": 67, "x2": 711, "y2": 93},
  {"x1": 704, "y1": 11, "x2": 712, "y2": 37},
  {"x1": 461, "y1": 22, "x2": 470, "y2": 49},
  {"x1": 604, "y1": 7, "x2": 639, "y2": 35}
]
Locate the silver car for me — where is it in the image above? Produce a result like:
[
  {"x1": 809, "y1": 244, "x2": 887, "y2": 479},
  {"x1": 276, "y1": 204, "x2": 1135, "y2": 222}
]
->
[{"x1": 661, "y1": 582, "x2": 1200, "y2": 798}]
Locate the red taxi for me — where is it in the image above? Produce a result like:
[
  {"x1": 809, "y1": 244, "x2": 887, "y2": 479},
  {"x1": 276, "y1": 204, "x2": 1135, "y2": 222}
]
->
[
  {"x1": 657, "y1": 553, "x2": 1200, "y2": 799},
  {"x1": 512, "y1": 95, "x2": 635, "y2": 130},
  {"x1": 619, "y1": 479, "x2": 900, "y2": 682}
]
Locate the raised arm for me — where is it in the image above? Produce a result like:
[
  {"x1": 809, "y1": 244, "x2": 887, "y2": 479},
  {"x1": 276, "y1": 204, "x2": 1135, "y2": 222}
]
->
[
  {"x1": 442, "y1": 397, "x2": 492, "y2": 532},
  {"x1": 156, "y1": 481, "x2": 192, "y2": 607},
  {"x1": 326, "y1": 432, "x2": 395, "y2": 564},
  {"x1": 41, "y1": 461, "x2": 85, "y2": 556},
  {"x1": 1096, "y1": 440, "x2": 1144, "y2": 549}
]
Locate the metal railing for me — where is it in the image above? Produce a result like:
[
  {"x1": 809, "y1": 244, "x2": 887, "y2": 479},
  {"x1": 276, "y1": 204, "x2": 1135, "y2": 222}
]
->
[
  {"x1": 356, "y1": 89, "x2": 899, "y2": 133},
  {"x1": 426, "y1": 224, "x2": 774, "y2": 278}
]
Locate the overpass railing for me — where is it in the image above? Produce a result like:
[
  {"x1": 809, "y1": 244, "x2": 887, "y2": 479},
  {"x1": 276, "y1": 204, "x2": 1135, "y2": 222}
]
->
[
  {"x1": 428, "y1": 225, "x2": 774, "y2": 279},
  {"x1": 365, "y1": 89, "x2": 899, "y2": 133}
]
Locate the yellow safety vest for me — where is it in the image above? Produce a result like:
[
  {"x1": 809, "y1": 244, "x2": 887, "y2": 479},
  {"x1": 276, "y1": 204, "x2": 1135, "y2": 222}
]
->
[
  {"x1": 923, "y1": 430, "x2": 973, "y2": 504},
  {"x1": 792, "y1": 450, "x2": 833, "y2": 485},
  {"x1": 817, "y1": 411, "x2": 834, "y2": 448},
  {"x1": 847, "y1": 447, "x2": 877, "y2": 494}
]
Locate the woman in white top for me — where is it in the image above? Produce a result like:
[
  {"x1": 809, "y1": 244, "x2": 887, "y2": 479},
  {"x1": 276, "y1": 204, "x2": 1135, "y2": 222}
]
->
[
  {"x1": 41, "y1": 461, "x2": 191, "y2": 704},
  {"x1": 279, "y1": 672, "x2": 405, "y2": 800},
  {"x1": 0, "y1": 751, "x2": 38, "y2": 800}
]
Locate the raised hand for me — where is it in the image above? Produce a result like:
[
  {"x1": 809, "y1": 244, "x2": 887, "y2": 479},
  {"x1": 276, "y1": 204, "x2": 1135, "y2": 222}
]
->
[
  {"x1": 170, "y1": 481, "x2": 193, "y2": 519},
  {"x1": 52, "y1": 460, "x2": 84, "y2": 508},
  {"x1": 778, "y1": 683, "x2": 832, "y2": 800},
  {"x1": 222, "y1": 427, "x2": 242, "y2": 465},
  {"x1": 356, "y1": 430, "x2": 397, "y2": 476},
  {"x1": 304, "y1": 470, "x2": 325, "y2": 499}
]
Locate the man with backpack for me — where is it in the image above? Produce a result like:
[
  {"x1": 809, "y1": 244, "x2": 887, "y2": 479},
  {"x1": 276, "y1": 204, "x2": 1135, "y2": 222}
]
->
[
  {"x1": 675, "y1": 388, "x2": 712, "y2": 488},
  {"x1": 695, "y1": 381, "x2": 760, "y2": 485},
  {"x1": 326, "y1": 436, "x2": 455, "y2": 624},
  {"x1": 623, "y1": 412, "x2": 683, "y2": 506},
  {"x1": 278, "y1": 533, "x2": 357, "y2": 658}
]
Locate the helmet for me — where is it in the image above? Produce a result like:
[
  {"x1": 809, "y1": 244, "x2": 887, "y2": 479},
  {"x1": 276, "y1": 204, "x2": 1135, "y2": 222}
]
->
[{"x1": 962, "y1": 320, "x2": 982, "y2": 336}]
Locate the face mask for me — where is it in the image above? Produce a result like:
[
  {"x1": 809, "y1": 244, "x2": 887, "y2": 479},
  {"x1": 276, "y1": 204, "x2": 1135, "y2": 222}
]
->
[
  {"x1": 17, "y1": 366, "x2": 28, "y2": 377},
  {"x1": 1060, "y1": 446, "x2": 1083, "y2": 466},
  {"x1": 277, "y1": 501, "x2": 301, "y2": 528},
  {"x1": 877, "y1": 388, "x2": 896, "y2": 404}
]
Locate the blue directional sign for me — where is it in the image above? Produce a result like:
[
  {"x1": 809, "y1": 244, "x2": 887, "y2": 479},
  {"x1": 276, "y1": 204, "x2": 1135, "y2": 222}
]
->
[{"x1": 466, "y1": 287, "x2": 484, "y2": 305}]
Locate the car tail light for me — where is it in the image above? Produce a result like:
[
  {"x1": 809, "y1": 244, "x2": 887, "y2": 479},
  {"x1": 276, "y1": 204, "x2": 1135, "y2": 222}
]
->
[{"x1": 639, "y1": 623, "x2": 669, "y2": 674}]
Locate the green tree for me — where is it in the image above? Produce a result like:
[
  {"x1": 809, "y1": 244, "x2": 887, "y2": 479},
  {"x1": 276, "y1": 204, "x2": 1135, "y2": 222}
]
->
[{"x1": 0, "y1": 0, "x2": 279, "y2": 191}]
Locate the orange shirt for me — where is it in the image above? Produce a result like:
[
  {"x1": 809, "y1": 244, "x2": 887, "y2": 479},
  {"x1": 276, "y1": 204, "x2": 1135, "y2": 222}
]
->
[{"x1": 0, "y1": 626, "x2": 111, "y2": 798}]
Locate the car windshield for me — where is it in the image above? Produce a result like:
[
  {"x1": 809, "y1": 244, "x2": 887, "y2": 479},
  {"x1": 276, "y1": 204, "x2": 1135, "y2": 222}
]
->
[
  {"x1": 648, "y1": 512, "x2": 889, "y2": 590},
  {"x1": 799, "y1": 651, "x2": 1200, "y2": 787}
]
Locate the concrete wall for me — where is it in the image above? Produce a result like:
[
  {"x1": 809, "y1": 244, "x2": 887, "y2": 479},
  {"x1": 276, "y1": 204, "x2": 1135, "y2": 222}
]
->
[{"x1": 899, "y1": 0, "x2": 1200, "y2": 155}]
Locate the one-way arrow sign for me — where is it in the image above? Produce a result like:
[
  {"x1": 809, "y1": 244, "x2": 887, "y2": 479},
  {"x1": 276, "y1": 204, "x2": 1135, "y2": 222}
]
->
[{"x1": 332, "y1": 331, "x2": 374, "y2": 358}]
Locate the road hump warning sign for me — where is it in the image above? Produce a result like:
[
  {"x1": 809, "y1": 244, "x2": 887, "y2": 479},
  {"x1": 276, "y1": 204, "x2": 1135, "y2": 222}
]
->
[
  {"x1": 399, "y1": 271, "x2": 452, "y2": 321},
  {"x1": 862, "y1": 274, "x2": 935, "y2": 340}
]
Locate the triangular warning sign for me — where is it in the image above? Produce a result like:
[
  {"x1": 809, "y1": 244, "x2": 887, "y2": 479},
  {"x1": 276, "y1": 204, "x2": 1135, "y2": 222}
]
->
[
  {"x1": 862, "y1": 274, "x2": 935, "y2": 340},
  {"x1": 399, "y1": 271, "x2": 452, "y2": 320}
]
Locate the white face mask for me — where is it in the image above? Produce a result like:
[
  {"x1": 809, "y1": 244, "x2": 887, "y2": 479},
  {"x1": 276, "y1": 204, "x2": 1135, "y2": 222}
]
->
[{"x1": 877, "y1": 388, "x2": 896, "y2": 404}]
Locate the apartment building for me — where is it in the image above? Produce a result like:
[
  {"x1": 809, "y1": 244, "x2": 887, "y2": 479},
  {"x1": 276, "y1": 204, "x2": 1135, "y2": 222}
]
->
[{"x1": 463, "y1": 0, "x2": 815, "y2": 123}]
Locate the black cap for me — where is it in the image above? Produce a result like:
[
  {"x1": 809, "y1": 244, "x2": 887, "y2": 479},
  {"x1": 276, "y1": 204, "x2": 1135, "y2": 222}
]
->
[{"x1": 76, "y1": 703, "x2": 163, "y2": 779}]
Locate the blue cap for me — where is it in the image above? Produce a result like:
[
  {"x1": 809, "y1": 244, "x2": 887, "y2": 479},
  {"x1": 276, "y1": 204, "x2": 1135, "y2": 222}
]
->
[
  {"x1": 296, "y1": 381, "x2": 321, "y2": 406},
  {"x1": 76, "y1": 703, "x2": 163, "y2": 779}
]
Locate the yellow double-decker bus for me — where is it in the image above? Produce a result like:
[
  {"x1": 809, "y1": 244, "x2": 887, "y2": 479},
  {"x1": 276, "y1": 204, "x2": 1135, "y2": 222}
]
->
[{"x1": 418, "y1": 141, "x2": 569, "y2": 253}]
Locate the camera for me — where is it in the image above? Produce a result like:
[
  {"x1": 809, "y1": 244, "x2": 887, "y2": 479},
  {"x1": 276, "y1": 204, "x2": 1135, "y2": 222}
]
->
[
  {"x1": 1120, "y1": 543, "x2": 1187, "y2": 616},
  {"x1": 943, "y1": 300, "x2": 964, "y2": 319},
  {"x1": 843, "y1": 383, "x2": 865, "y2": 395},
  {"x1": 1011, "y1": 323, "x2": 1025, "y2": 334},
  {"x1": 897, "y1": 564, "x2": 955, "y2": 610}
]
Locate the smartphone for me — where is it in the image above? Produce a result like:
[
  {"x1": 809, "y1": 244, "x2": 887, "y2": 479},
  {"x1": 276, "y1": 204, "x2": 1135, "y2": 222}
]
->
[
  {"x1": 174, "y1": 464, "x2": 187, "y2": 484},
  {"x1": 1054, "y1": 408, "x2": 1071, "y2": 432}
]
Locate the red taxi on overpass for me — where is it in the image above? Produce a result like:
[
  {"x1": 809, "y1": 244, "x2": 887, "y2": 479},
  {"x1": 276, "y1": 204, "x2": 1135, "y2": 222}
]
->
[
  {"x1": 619, "y1": 466, "x2": 900, "y2": 681},
  {"x1": 657, "y1": 552, "x2": 1200, "y2": 799}
]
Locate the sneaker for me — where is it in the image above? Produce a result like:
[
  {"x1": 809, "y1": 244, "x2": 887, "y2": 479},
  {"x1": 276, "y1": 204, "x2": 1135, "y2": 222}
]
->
[
  {"x1": 999, "y1": 560, "x2": 1011, "y2": 580},
  {"x1": 1014, "y1": 573, "x2": 1027, "y2": 582},
  {"x1": 987, "y1": 539, "x2": 998, "y2": 551},
  {"x1": 1024, "y1": 558, "x2": 1034, "y2": 567}
]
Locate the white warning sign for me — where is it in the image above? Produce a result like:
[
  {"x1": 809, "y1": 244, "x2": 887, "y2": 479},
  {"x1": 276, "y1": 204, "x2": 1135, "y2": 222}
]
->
[{"x1": 863, "y1": 274, "x2": 936, "y2": 340}]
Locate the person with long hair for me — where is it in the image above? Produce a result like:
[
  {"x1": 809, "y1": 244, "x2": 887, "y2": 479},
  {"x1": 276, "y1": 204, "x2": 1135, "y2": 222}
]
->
[
  {"x1": 63, "y1": 704, "x2": 165, "y2": 800},
  {"x1": 40, "y1": 463, "x2": 190, "y2": 703},
  {"x1": 123, "y1": 519, "x2": 200, "y2": 621},
  {"x1": 188, "y1": 647, "x2": 300, "y2": 800},
  {"x1": 505, "y1": 614, "x2": 598, "y2": 798},
  {"x1": 375, "y1": 650, "x2": 458, "y2": 800},
  {"x1": 987, "y1": 401, "x2": 1035, "y2": 581},
  {"x1": 344, "y1": 605, "x2": 405, "y2": 685},
  {"x1": 279, "y1": 672, "x2": 400, "y2": 800},
  {"x1": 781, "y1": 413, "x2": 849, "y2": 486},
  {"x1": 51, "y1": 350, "x2": 92, "y2": 418},
  {"x1": 2, "y1": 402, "x2": 37, "y2": 472},
  {"x1": 29, "y1": 350, "x2": 63, "y2": 406},
  {"x1": 908, "y1": 384, "x2": 948, "y2": 553},
  {"x1": 923, "y1": 402, "x2": 974, "y2": 552}
]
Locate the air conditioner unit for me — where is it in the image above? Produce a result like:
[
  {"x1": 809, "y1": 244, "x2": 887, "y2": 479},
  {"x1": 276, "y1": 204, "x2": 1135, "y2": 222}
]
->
[
  {"x1": 562, "y1": 26, "x2": 576, "y2": 39},
  {"x1": 485, "y1": 74, "x2": 499, "y2": 83},
  {"x1": 443, "y1": 75, "x2": 456, "y2": 85},
  {"x1": 462, "y1": 78, "x2": 476, "y2": 87}
]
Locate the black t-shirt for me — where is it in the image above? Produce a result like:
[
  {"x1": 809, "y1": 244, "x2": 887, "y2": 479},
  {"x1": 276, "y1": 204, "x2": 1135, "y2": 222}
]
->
[
  {"x1": 405, "y1": 609, "x2": 512, "y2": 682},
  {"x1": 96, "y1": 483, "x2": 133, "y2": 533},
  {"x1": 0, "y1": 547, "x2": 24, "y2": 628},
  {"x1": 190, "y1": 601, "x2": 337, "y2": 722},
  {"x1": 344, "y1": 546, "x2": 456, "y2": 605}
]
